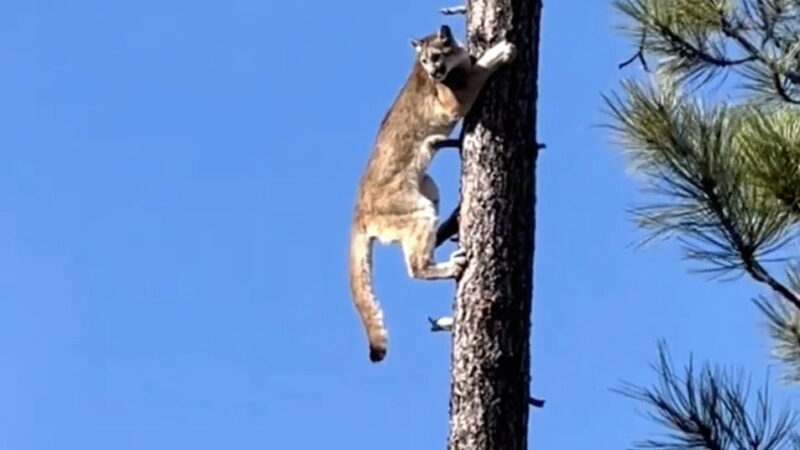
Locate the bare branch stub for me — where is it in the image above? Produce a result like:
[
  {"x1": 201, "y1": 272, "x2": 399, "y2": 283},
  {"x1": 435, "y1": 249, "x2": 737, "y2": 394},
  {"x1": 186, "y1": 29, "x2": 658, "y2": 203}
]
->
[
  {"x1": 436, "y1": 206, "x2": 460, "y2": 247},
  {"x1": 618, "y1": 49, "x2": 649, "y2": 71},
  {"x1": 434, "y1": 138, "x2": 462, "y2": 247},
  {"x1": 440, "y1": 5, "x2": 467, "y2": 15},
  {"x1": 618, "y1": 30, "x2": 650, "y2": 71},
  {"x1": 432, "y1": 138, "x2": 462, "y2": 150}
]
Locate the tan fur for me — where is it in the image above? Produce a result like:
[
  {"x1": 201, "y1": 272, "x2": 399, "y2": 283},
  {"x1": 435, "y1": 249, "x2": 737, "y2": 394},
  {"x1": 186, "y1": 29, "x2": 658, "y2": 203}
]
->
[{"x1": 350, "y1": 25, "x2": 516, "y2": 362}]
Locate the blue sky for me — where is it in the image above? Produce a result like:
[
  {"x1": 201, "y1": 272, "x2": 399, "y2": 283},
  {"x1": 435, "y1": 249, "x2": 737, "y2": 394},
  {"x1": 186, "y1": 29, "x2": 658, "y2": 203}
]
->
[{"x1": 0, "y1": 0, "x2": 793, "y2": 448}]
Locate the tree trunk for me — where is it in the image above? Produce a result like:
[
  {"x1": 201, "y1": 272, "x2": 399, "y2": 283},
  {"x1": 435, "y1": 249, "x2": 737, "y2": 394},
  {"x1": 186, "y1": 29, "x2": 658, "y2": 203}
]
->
[{"x1": 447, "y1": 0, "x2": 541, "y2": 449}]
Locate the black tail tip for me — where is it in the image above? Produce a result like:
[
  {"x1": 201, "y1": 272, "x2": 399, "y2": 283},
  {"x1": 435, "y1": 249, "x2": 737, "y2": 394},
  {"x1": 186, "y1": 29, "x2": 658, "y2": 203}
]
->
[{"x1": 369, "y1": 346, "x2": 386, "y2": 363}]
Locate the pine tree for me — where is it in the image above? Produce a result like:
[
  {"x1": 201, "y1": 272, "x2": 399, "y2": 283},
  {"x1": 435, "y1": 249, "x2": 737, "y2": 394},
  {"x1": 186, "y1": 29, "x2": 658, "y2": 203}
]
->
[
  {"x1": 443, "y1": 1, "x2": 542, "y2": 449},
  {"x1": 607, "y1": 0, "x2": 800, "y2": 447}
]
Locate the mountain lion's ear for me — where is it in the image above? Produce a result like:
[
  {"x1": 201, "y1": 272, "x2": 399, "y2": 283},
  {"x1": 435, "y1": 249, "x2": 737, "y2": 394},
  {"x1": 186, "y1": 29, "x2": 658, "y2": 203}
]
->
[
  {"x1": 410, "y1": 38, "x2": 422, "y2": 51},
  {"x1": 438, "y1": 25, "x2": 453, "y2": 41}
]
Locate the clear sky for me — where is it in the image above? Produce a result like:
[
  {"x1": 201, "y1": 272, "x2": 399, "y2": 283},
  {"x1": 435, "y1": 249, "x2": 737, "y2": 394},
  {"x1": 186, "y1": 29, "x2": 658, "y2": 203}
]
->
[{"x1": 0, "y1": 0, "x2": 792, "y2": 448}]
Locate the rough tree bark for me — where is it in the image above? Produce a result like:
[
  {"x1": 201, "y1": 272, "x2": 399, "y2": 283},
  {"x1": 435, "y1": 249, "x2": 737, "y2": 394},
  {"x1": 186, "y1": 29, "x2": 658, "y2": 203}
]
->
[{"x1": 447, "y1": 1, "x2": 541, "y2": 449}]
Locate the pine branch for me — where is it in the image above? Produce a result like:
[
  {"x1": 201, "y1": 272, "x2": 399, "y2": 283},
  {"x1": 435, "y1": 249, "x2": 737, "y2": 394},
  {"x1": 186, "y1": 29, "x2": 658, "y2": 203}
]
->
[
  {"x1": 747, "y1": 261, "x2": 800, "y2": 309},
  {"x1": 738, "y1": 106, "x2": 800, "y2": 218},
  {"x1": 718, "y1": 14, "x2": 800, "y2": 104},
  {"x1": 606, "y1": 81, "x2": 799, "y2": 308},
  {"x1": 698, "y1": 168, "x2": 800, "y2": 309},
  {"x1": 615, "y1": 0, "x2": 800, "y2": 102},
  {"x1": 770, "y1": 72, "x2": 800, "y2": 104},
  {"x1": 755, "y1": 293, "x2": 800, "y2": 382},
  {"x1": 657, "y1": 22, "x2": 756, "y2": 68},
  {"x1": 616, "y1": 342, "x2": 798, "y2": 449}
]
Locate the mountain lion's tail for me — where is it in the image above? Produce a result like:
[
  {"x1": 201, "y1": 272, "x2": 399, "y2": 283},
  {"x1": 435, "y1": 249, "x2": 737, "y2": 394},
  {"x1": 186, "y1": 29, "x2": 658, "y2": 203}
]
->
[{"x1": 349, "y1": 228, "x2": 387, "y2": 362}]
